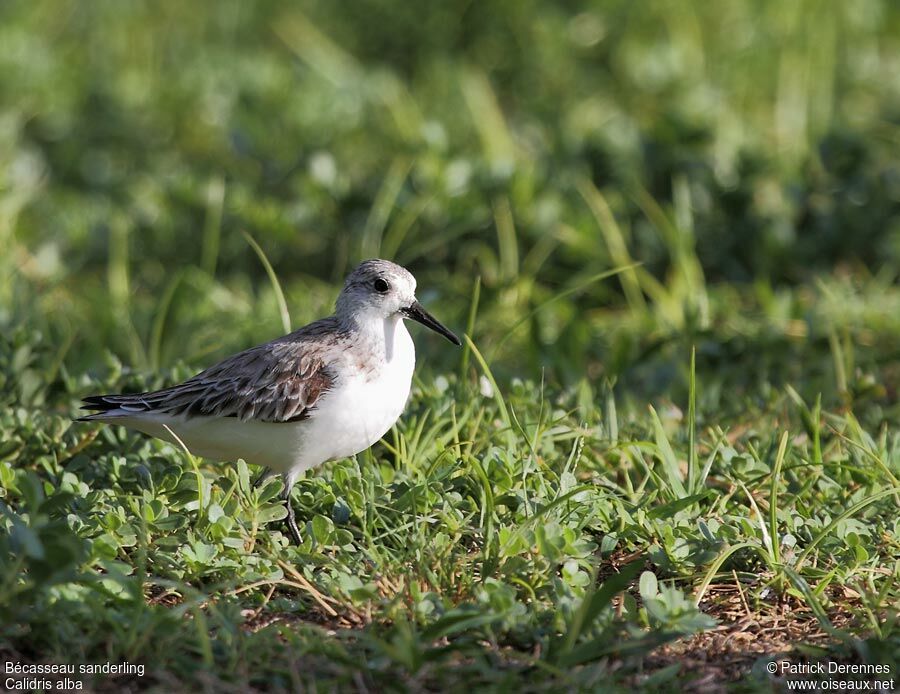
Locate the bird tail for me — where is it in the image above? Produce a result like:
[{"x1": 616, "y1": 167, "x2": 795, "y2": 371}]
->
[{"x1": 75, "y1": 394, "x2": 153, "y2": 421}]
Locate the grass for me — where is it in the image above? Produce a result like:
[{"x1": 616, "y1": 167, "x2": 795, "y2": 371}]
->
[{"x1": 2, "y1": 0, "x2": 900, "y2": 690}]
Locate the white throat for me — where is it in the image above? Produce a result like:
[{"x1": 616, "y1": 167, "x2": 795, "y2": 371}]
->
[
  {"x1": 383, "y1": 315, "x2": 400, "y2": 362},
  {"x1": 350, "y1": 312, "x2": 408, "y2": 363}
]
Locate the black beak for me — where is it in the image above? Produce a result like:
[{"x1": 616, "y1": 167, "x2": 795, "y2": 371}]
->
[{"x1": 401, "y1": 301, "x2": 461, "y2": 346}]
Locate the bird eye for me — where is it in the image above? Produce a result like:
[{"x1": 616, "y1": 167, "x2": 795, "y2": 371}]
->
[{"x1": 373, "y1": 278, "x2": 390, "y2": 293}]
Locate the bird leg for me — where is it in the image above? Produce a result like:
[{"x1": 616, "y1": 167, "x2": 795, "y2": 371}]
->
[
  {"x1": 282, "y1": 477, "x2": 302, "y2": 545},
  {"x1": 252, "y1": 468, "x2": 276, "y2": 489}
]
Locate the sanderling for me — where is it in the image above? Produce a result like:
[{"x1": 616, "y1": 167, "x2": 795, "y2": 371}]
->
[{"x1": 78, "y1": 259, "x2": 461, "y2": 543}]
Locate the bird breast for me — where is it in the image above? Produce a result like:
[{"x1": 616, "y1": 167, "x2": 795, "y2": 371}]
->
[{"x1": 296, "y1": 318, "x2": 415, "y2": 468}]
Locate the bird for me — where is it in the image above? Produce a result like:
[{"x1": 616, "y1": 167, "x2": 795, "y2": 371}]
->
[{"x1": 78, "y1": 259, "x2": 461, "y2": 544}]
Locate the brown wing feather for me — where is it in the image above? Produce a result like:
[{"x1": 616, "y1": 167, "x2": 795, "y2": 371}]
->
[{"x1": 80, "y1": 318, "x2": 345, "y2": 423}]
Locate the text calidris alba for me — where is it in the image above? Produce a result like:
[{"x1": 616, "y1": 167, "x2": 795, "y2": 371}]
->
[{"x1": 78, "y1": 259, "x2": 461, "y2": 543}]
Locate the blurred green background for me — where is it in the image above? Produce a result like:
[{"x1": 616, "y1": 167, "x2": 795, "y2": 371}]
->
[{"x1": 3, "y1": 0, "x2": 900, "y2": 402}]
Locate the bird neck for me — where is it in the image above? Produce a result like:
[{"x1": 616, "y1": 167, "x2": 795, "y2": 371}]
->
[{"x1": 345, "y1": 312, "x2": 407, "y2": 363}]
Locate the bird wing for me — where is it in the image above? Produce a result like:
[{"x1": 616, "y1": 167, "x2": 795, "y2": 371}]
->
[{"x1": 80, "y1": 319, "x2": 344, "y2": 423}]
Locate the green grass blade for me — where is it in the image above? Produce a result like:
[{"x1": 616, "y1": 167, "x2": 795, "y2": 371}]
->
[
  {"x1": 361, "y1": 157, "x2": 411, "y2": 260},
  {"x1": 458, "y1": 275, "x2": 480, "y2": 385},
  {"x1": 769, "y1": 431, "x2": 789, "y2": 566},
  {"x1": 243, "y1": 231, "x2": 292, "y2": 334},
  {"x1": 148, "y1": 268, "x2": 185, "y2": 370},
  {"x1": 737, "y1": 479, "x2": 774, "y2": 563},
  {"x1": 576, "y1": 179, "x2": 647, "y2": 315},
  {"x1": 463, "y1": 335, "x2": 512, "y2": 444},
  {"x1": 649, "y1": 405, "x2": 687, "y2": 499},
  {"x1": 688, "y1": 346, "x2": 697, "y2": 494},
  {"x1": 201, "y1": 177, "x2": 225, "y2": 277}
]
